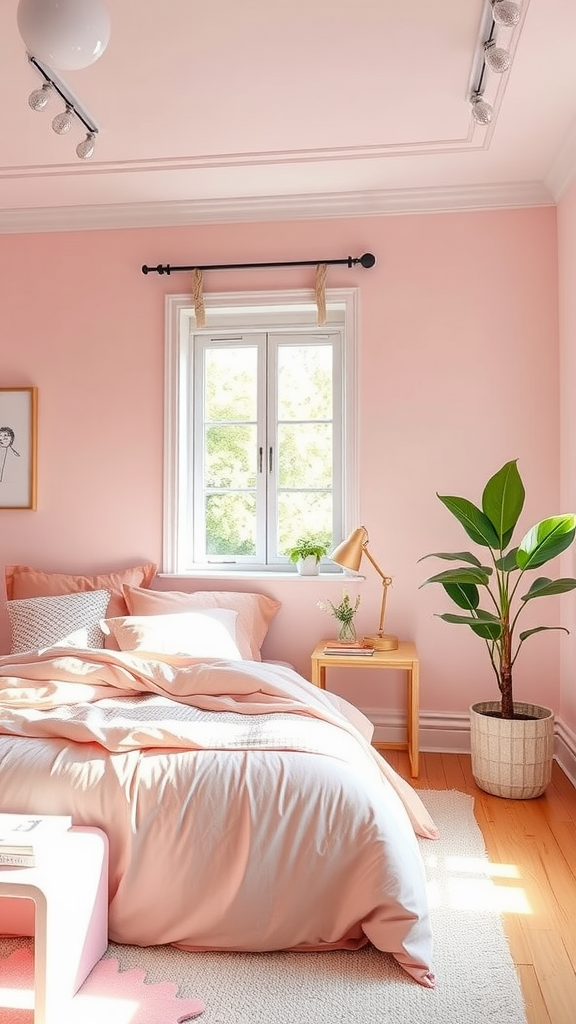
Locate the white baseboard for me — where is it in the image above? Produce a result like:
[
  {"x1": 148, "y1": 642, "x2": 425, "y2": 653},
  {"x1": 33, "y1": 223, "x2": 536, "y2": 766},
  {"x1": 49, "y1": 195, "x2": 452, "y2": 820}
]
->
[
  {"x1": 367, "y1": 707, "x2": 576, "y2": 784},
  {"x1": 555, "y1": 719, "x2": 576, "y2": 787}
]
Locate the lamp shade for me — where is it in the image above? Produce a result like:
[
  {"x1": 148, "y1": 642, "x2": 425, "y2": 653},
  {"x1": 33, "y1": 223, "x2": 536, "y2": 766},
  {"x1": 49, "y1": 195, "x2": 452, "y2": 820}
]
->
[
  {"x1": 17, "y1": 0, "x2": 110, "y2": 71},
  {"x1": 329, "y1": 528, "x2": 368, "y2": 572}
]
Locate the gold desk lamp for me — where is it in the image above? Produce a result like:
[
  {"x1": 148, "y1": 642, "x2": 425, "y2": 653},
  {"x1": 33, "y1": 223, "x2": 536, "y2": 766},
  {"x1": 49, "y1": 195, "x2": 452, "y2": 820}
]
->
[{"x1": 329, "y1": 526, "x2": 399, "y2": 651}]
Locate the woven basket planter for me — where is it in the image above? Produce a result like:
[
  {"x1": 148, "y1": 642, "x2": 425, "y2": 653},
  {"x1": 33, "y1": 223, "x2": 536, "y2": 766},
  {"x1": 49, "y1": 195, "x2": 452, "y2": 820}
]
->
[{"x1": 470, "y1": 701, "x2": 555, "y2": 799}]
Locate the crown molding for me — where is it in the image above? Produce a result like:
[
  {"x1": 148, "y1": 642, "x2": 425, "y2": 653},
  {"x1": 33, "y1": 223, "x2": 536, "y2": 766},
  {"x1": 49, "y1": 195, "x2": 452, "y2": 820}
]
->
[{"x1": 0, "y1": 180, "x2": 555, "y2": 235}]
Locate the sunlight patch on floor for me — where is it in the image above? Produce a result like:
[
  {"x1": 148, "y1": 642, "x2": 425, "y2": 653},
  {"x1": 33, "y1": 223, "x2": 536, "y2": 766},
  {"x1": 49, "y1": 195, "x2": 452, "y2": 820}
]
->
[{"x1": 424, "y1": 853, "x2": 532, "y2": 915}]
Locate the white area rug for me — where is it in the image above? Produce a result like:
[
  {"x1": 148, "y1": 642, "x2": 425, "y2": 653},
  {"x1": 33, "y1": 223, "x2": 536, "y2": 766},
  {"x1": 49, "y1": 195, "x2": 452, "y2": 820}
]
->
[{"x1": 0, "y1": 789, "x2": 528, "y2": 1024}]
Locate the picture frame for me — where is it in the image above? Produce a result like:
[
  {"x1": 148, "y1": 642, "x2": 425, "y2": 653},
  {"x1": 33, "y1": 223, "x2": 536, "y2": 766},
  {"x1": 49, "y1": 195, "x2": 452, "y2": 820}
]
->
[{"x1": 0, "y1": 387, "x2": 38, "y2": 510}]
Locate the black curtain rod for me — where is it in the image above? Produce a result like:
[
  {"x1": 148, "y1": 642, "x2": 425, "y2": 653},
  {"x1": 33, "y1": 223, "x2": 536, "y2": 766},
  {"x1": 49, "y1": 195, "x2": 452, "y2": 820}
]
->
[{"x1": 141, "y1": 253, "x2": 376, "y2": 276}]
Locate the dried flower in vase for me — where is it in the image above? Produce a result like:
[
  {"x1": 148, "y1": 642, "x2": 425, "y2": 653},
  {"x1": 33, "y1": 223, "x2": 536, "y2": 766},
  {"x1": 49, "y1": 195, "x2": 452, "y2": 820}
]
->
[{"x1": 317, "y1": 591, "x2": 361, "y2": 642}]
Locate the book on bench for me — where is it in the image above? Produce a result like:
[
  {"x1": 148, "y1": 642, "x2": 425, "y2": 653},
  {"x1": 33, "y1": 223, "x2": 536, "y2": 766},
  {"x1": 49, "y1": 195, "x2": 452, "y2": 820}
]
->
[{"x1": 0, "y1": 813, "x2": 73, "y2": 867}]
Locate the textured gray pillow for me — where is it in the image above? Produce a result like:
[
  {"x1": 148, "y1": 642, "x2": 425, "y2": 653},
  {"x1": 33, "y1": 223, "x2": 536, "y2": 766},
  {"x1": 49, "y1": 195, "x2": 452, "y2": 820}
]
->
[{"x1": 7, "y1": 589, "x2": 111, "y2": 653}]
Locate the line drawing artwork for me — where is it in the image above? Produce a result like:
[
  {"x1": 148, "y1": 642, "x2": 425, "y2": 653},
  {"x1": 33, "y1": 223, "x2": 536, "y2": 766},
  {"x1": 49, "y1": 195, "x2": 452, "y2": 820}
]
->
[
  {"x1": 0, "y1": 388, "x2": 38, "y2": 509},
  {"x1": 0, "y1": 426, "x2": 21, "y2": 483}
]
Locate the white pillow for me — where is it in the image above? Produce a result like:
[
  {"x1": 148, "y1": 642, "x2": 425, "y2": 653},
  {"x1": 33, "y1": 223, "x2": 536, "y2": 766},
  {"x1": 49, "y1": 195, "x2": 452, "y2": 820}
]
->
[
  {"x1": 7, "y1": 589, "x2": 111, "y2": 654},
  {"x1": 101, "y1": 608, "x2": 242, "y2": 659}
]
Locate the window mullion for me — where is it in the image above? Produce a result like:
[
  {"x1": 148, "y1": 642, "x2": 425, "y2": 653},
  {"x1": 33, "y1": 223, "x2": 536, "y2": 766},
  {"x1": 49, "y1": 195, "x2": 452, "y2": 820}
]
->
[{"x1": 266, "y1": 333, "x2": 280, "y2": 564}]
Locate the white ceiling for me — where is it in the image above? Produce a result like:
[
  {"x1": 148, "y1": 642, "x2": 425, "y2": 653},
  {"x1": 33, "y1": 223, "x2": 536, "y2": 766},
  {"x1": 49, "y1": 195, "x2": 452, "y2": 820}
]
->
[{"x1": 2, "y1": 0, "x2": 576, "y2": 233}]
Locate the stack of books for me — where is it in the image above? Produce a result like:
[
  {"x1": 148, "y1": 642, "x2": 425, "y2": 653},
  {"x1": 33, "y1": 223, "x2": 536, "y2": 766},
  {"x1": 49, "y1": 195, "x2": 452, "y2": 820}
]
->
[
  {"x1": 0, "y1": 813, "x2": 73, "y2": 867},
  {"x1": 322, "y1": 640, "x2": 375, "y2": 656}
]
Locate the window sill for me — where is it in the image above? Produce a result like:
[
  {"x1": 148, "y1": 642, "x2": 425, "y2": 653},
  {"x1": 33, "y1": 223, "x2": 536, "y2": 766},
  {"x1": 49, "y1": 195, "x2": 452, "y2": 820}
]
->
[{"x1": 158, "y1": 570, "x2": 365, "y2": 582}]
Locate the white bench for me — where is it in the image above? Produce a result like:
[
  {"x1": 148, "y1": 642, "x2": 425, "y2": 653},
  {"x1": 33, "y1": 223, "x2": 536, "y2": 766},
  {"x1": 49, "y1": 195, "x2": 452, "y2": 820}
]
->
[{"x1": 0, "y1": 826, "x2": 108, "y2": 1024}]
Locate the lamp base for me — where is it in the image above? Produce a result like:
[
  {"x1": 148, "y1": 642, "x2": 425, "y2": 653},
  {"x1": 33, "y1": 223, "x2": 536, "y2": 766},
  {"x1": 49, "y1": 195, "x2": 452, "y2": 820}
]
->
[{"x1": 363, "y1": 633, "x2": 399, "y2": 652}]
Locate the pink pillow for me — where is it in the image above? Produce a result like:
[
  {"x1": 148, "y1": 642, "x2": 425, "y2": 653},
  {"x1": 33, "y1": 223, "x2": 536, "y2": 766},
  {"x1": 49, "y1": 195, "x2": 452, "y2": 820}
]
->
[
  {"x1": 5, "y1": 563, "x2": 157, "y2": 619},
  {"x1": 123, "y1": 585, "x2": 280, "y2": 661}
]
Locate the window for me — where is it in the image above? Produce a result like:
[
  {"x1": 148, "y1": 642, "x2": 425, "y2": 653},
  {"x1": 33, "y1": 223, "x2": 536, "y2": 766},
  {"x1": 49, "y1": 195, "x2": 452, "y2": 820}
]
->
[{"x1": 164, "y1": 288, "x2": 359, "y2": 573}]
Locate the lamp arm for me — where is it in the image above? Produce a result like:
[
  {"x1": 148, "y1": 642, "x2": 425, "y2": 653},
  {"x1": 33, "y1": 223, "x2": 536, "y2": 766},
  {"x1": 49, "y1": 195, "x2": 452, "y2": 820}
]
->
[{"x1": 362, "y1": 545, "x2": 393, "y2": 637}]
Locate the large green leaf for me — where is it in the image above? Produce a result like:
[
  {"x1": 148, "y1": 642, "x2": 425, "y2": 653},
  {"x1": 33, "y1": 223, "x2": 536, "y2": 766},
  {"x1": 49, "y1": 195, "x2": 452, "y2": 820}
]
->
[
  {"x1": 519, "y1": 625, "x2": 570, "y2": 641},
  {"x1": 516, "y1": 515, "x2": 576, "y2": 569},
  {"x1": 421, "y1": 566, "x2": 491, "y2": 588},
  {"x1": 482, "y1": 460, "x2": 525, "y2": 545},
  {"x1": 442, "y1": 581, "x2": 480, "y2": 610},
  {"x1": 437, "y1": 495, "x2": 500, "y2": 548},
  {"x1": 418, "y1": 551, "x2": 482, "y2": 567},
  {"x1": 520, "y1": 576, "x2": 576, "y2": 601},
  {"x1": 438, "y1": 610, "x2": 502, "y2": 640}
]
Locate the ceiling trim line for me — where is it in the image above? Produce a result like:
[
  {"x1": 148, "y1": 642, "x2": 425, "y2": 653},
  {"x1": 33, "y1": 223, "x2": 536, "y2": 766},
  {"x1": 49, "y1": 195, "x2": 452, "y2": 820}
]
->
[{"x1": 0, "y1": 181, "x2": 554, "y2": 236}]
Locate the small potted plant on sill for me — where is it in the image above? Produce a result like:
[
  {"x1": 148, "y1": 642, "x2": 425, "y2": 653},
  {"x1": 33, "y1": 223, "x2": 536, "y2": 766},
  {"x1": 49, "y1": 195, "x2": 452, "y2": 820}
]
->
[
  {"x1": 287, "y1": 538, "x2": 329, "y2": 576},
  {"x1": 419, "y1": 459, "x2": 576, "y2": 799}
]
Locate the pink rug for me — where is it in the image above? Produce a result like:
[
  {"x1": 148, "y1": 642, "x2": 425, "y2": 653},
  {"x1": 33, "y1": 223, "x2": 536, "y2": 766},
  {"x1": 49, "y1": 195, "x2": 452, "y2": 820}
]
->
[{"x1": 0, "y1": 947, "x2": 204, "y2": 1023}]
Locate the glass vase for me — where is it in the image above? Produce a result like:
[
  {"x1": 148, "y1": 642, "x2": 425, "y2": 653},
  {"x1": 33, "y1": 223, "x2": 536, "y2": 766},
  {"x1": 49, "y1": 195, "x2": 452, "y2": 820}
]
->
[{"x1": 337, "y1": 619, "x2": 356, "y2": 642}]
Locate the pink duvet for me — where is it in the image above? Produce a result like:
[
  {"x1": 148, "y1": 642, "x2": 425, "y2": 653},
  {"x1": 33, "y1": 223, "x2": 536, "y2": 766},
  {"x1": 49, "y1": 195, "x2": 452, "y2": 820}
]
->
[{"x1": 0, "y1": 648, "x2": 437, "y2": 986}]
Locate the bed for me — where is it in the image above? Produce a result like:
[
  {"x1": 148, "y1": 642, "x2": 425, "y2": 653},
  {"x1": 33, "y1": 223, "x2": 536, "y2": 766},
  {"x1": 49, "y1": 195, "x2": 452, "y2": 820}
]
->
[{"x1": 0, "y1": 566, "x2": 439, "y2": 988}]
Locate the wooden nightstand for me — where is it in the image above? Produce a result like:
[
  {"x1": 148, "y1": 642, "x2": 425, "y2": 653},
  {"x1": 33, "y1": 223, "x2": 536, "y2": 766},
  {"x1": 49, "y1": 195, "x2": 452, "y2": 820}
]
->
[{"x1": 310, "y1": 640, "x2": 420, "y2": 778}]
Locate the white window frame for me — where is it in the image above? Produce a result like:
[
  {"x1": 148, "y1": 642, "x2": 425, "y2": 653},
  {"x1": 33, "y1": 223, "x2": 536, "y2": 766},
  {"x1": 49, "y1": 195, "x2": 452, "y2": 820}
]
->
[{"x1": 163, "y1": 288, "x2": 360, "y2": 574}]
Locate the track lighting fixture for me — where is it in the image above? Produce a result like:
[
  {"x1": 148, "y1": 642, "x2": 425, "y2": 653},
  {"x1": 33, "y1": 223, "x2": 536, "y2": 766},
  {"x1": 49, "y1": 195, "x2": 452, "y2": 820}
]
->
[
  {"x1": 25, "y1": 53, "x2": 99, "y2": 160},
  {"x1": 469, "y1": 1, "x2": 520, "y2": 127}
]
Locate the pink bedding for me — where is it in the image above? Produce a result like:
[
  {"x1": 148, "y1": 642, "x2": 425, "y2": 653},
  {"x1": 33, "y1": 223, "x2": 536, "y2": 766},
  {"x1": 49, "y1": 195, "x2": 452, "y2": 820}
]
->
[{"x1": 0, "y1": 648, "x2": 438, "y2": 987}]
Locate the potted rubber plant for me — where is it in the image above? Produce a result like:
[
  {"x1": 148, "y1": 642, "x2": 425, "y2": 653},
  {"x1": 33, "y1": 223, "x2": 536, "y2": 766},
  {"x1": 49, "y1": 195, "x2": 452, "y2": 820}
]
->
[
  {"x1": 419, "y1": 459, "x2": 576, "y2": 798},
  {"x1": 287, "y1": 538, "x2": 329, "y2": 576}
]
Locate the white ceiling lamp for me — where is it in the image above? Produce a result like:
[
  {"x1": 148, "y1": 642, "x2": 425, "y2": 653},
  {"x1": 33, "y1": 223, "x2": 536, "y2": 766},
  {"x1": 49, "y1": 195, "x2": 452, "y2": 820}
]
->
[{"x1": 17, "y1": 0, "x2": 110, "y2": 71}]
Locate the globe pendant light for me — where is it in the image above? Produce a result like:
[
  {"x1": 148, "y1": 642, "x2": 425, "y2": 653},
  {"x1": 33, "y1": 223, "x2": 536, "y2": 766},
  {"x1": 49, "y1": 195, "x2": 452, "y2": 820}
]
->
[{"x1": 17, "y1": 0, "x2": 110, "y2": 71}]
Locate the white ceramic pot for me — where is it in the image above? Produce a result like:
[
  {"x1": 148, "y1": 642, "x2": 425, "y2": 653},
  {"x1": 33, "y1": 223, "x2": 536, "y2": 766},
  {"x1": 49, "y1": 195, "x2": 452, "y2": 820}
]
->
[
  {"x1": 296, "y1": 555, "x2": 320, "y2": 576},
  {"x1": 470, "y1": 700, "x2": 554, "y2": 799}
]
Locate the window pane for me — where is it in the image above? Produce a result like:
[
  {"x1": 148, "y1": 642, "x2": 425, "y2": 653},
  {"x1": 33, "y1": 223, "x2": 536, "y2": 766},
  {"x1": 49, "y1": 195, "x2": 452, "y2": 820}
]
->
[
  {"x1": 205, "y1": 425, "x2": 257, "y2": 488},
  {"x1": 205, "y1": 493, "x2": 257, "y2": 556},
  {"x1": 205, "y1": 347, "x2": 257, "y2": 421},
  {"x1": 278, "y1": 423, "x2": 332, "y2": 488},
  {"x1": 278, "y1": 346, "x2": 332, "y2": 420},
  {"x1": 277, "y1": 492, "x2": 333, "y2": 557}
]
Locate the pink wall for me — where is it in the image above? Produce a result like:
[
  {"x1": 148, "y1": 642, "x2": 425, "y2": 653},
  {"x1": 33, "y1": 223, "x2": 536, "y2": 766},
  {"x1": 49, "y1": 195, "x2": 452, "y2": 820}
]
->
[
  {"x1": 557, "y1": 182, "x2": 576, "y2": 736},
  {"x1": 0, "y1": 207, "x2": 562, "y2": 720}
]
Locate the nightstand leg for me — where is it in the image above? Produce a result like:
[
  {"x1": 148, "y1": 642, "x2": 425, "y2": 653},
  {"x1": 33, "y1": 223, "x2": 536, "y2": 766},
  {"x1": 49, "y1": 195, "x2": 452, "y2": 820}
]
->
[
  {"x1": 408, "y1": 663, "x2": 419, "y2": 778},
  {"x1": 311, "y1": 663, "x2": 326, "y2": 689}
]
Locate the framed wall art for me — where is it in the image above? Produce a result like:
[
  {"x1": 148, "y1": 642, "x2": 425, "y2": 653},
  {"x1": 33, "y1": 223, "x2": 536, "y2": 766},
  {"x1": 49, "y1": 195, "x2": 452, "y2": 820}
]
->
[{"x1": 0, "y1": 387, "x2": 38, "y2": 510}]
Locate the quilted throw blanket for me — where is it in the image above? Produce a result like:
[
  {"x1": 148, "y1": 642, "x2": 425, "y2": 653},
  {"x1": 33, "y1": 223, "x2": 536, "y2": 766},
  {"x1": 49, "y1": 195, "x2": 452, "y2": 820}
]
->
[{"x1": 0, "y1": 649, "x2": 437, "y2": 987}]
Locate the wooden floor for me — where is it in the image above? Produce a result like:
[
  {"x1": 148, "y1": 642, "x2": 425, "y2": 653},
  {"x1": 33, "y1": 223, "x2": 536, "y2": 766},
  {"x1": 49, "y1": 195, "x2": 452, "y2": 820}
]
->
[{"x1": 387, "y1": 749, "x2": 576, "y2": 1024}]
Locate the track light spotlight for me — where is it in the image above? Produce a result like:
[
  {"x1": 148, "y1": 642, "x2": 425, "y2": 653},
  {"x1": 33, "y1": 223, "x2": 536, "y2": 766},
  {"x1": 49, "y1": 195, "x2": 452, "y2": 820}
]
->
[
  {"x1": 492, "y1": 1, "x2": 520, "y2": 28},
  {"x1": 52, "y1": 104, "x2": 74, "y2": 135},
  {"x1": 470, "y1": 94, "x2": 493, "y2": 125},
  {"x1": 28, "y1": 81, "x2": 52, "y2": 111},
  {"x1": 484, "y1": 41, "x2": 511, "y2": 73},
  {"x1": 76, "y1": 131, "x2": 96, "y2": 159}
]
